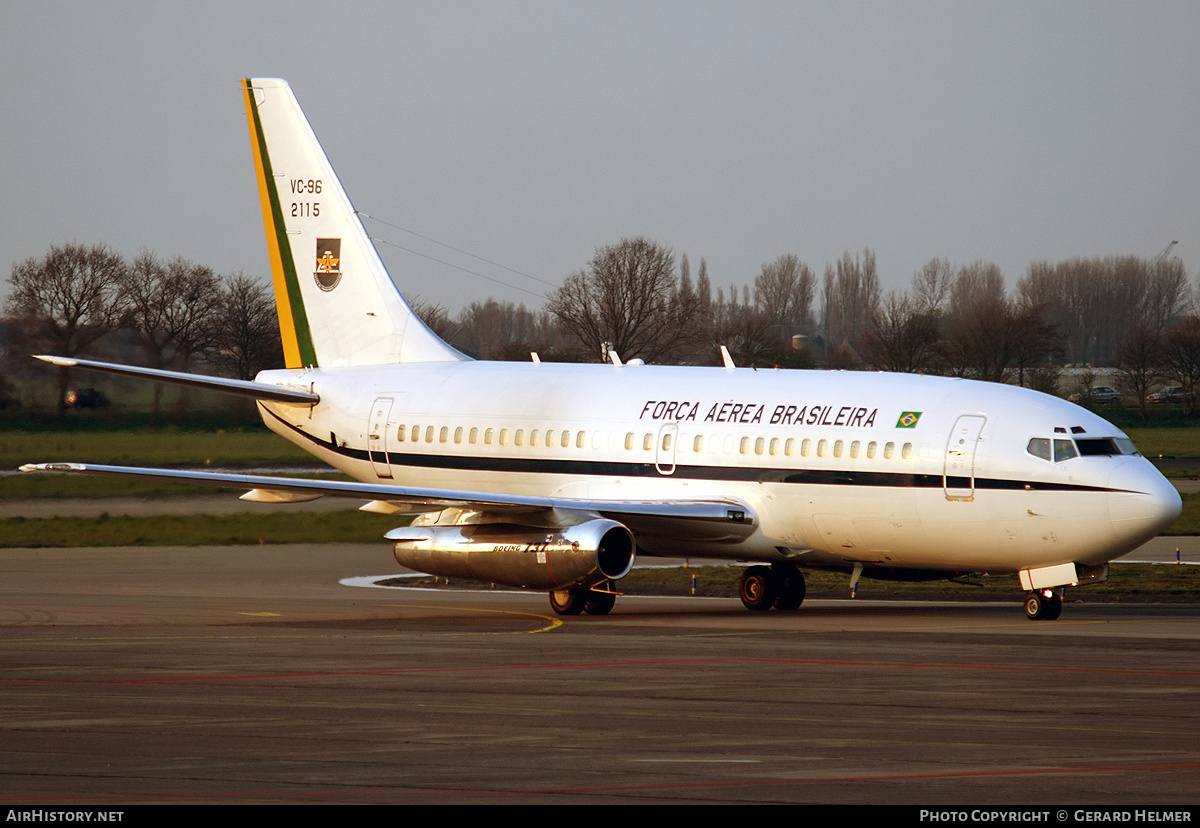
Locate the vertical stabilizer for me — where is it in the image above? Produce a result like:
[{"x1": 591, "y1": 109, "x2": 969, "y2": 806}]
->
[{"x1": 242, "y1": 78, "x2": 465, "y2": 367}]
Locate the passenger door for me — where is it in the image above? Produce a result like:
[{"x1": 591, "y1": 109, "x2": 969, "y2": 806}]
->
[
  {"x1": 368, "y1": 396, "x2": 394, "y2": 479},
  {"x1": 944, "y1": 415, "x2": 986, "y2": 500}
]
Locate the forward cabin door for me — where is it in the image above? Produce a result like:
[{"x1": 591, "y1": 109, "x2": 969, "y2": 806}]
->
[
  {"x1": 368, "y1": 396, "x2": 394, "y2": 479},
  {"x1": 944, "y1": 415, "x2": 985, "y2": 500}
]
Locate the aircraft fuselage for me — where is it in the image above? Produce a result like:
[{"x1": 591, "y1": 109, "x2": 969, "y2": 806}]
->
[{"x1": 257, "y1": 360, "x2": 1178, "y2": 575}]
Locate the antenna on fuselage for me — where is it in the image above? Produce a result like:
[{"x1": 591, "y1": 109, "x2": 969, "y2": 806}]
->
[{"x1": 720, "y1": 345, "x2": 736, "y2": 369}]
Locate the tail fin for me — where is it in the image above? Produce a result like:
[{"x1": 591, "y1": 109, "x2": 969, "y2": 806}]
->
[{"x1": 241, "y1": 78, "x2": 465, "y2": 368}]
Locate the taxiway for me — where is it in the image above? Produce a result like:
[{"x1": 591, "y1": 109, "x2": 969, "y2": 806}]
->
[{"x1": 1, "y1": 542, "x2": 1198, "y2": 804}]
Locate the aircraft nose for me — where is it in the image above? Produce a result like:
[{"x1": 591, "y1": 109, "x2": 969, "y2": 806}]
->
[{"x1": 1108, "y1": 459, "x2": 1182, "y2": 547}]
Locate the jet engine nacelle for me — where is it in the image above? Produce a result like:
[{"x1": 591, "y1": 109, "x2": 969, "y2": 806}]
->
[{"x1": 386, "y1": 518, "x2": 636, "y2": 591}]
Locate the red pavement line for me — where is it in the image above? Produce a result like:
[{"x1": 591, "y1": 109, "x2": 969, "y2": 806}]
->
[
  {"x1": 3, "y1": 762, "x2": 1199, "y2": 802},
  {"x1": 3, "y1": 657, "x2": 1198, "y2": 686}
]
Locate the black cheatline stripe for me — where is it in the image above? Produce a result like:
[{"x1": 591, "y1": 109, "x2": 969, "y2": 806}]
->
[{"x1": 267, "y1": 410, "x2": 1117, "y2": 494}]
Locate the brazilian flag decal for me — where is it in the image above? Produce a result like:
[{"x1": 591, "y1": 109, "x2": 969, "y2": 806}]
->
[{"x1": 896, "y1": 412, "x2": 922, "y2": 428}]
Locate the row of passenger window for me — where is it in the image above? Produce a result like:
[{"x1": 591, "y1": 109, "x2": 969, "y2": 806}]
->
[
  {"x1": 394, "y1": 424, "x2": 913, "y2": 462},
  {"x1": 398, "y1": 424, "x2": 587, "y2": 449}
]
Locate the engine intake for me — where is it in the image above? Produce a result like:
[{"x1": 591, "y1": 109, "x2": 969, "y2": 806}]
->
[{"x1": 386, "y1": 518, "x2": 636, "y2": 590}]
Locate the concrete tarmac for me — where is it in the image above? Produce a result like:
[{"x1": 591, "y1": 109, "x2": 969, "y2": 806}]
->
[{"x1": 2, "y1": 542, "x2": 1199, "y2": 805}]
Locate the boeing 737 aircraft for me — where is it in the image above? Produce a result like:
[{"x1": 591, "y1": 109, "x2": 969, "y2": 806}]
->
[{"x1": 22, "y1": 78, "x2": 1183, "y2": 621}]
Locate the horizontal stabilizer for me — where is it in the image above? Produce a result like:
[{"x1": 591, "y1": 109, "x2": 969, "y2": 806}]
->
[{"x1": 33, "y1": 355, "x2": 319, "y2": 405}]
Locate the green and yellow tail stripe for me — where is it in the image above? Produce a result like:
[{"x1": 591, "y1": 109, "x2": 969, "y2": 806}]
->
[{"x1": 242, "y1": 79, "x2": 318, "y2": 369}]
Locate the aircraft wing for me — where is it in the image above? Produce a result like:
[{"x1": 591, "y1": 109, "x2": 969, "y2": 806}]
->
[{"x1": 18, "y1": 462, "x2": 758, "y2": 545}]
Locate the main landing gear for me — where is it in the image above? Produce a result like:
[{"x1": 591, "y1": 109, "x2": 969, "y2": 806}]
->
[
  {"x1": 739, "y1": 563, "x2": 807, "y2": 611},
  {"x1": 549, "y1": 581, "x2": 617, "y2": 616},
  {"x1": 1023, "y1": 589, "x2": 1063, "y2": 621}
]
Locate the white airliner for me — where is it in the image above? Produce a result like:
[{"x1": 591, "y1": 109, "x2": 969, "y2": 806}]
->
[{"x1": 23, "y1": 78, "x2": 1182, "y2": 621}]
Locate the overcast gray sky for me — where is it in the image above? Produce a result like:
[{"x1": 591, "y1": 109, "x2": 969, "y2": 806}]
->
[{"x1": 3, "y1": 1, "x2": 1197, "y2": 312}]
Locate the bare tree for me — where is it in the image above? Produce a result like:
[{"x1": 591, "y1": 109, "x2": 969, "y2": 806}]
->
[
  {"x1": 819, "y1": 248, "x2": 880, "y2": 365},
  {"x1": 547, "y1": 238, "x2": 700, "y2": 363},
  {"x1": 948, "y1": 261, "x2": 1006, "y2": 317},
  {"x1": 1008, "y1": 301, "x2": 1063, "y2": 388},
  {"x1": 122, "y1": 252, "x2": 222, "y2": 420},
  {"x1": 709, "y1": 299, "x2": 775, "y2": 367},
  {"x1": 1017, "y1": 255, "x2": 1191, "y2": 366},
  {"x1": 1114, "y1": 321, "x2": 1165, "y2": 420},
  {"x1": 1163, "y1": 316, "x2": 1200, "y2": 416},
  {"x1": 940, "y1": 263, "x2": 1015, "y2": 382},
  {"x1": 1145, "y1": 257, "x2": 1191, "y2": 330},
  {"x1": 754, "y1": 254, "x2": 815, "y2": 346},
  {"x1": 5, "y1": 243, "x2": 127, "y2": 415},
  {"x1": 409, "y1": 299, "x2": 458, "y2": 344},
  {"x1": 935, "y1": 262, "x2": 1066, "y2": 385},
  {"x1": 695, "y1": 257, "x2": 713, "y2": 320},
  {"x1": 447, "y1": 299, "x2": 564, "y2": 360},
  {"x1": 911, "y1": 257, "x2": 954, "y2": 313},
  {"x1": 207, "y1": 273, "x2": 283, "y2": 380},
  {"x1": 861, "y1": 291, "x2": 942, "y2": 373}
]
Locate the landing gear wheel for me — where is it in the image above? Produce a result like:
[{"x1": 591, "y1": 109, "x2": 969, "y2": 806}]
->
[
  {"x1": 584, "y1": 587, "x2": 616, "y2": 616},
  {"x1": 739, "y1": 566, "x2": 777, "y2": 611},
  {"x1": 549, "y1": 588, "x2": 587, "y2": 616},
  {"x1": 1023, "y1": 590, "x2": 1063, "y2": 621},
  {"x1": 772, "y1": 564, "x2": 806, "y2": 611}
]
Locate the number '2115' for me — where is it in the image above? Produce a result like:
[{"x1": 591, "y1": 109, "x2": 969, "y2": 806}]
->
[{"x1": 289, "y1": 179, "x2": 321, "y2": 217}]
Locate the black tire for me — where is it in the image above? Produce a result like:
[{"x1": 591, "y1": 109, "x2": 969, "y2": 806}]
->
[
  {"x1": 739, "y1": 566, "x2": 777, "y2": 611},
  {"x1": 549, "y1": 588, "x2": 586, "y2": 616},
  {"x1": 772, "y1": 564, "x2": 806, "y2": 611},
  {"x1": 583, "y1": 589, "x2": 616, "y2": 616},
  {"x1": 1024, "y1": 591, "x2": 1046, "y2": 620}
]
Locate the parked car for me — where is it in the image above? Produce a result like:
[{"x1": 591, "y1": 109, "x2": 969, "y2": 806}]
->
[
  {"x1": 65, "y1": 388, "x2": 110, "y2": 409},
  {"x1": 1147, "y1": 386, "x2": 1186, "y2": 404},
  {"x1": 1068, "y1": 386, "x2": 1120, "y2": 405}
]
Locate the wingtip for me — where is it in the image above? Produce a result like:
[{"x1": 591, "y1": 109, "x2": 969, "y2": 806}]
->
[
  {"x1": 19, "y1": 462, "x2": 84, "y2": 473},
  {"x1": 32, "y1": 354, "x2": 75, "y2": 367}
]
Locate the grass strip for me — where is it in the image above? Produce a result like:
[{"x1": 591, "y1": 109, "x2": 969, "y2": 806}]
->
[
  {"x1": 0, "y1": 471, "x2": 348, "y2": 499},
  {"x1": 1164, "y1": 493, "x2": 1200, "y2": 534},
  {"x1": 0, "y1": 428, "x2": 313, "y2": 468},
  {"x1": 1125, "y1": 426, "x2": 1200, "y2": 459},
  {"x1": 0, "y1": 511, "x2": 403, "y2": 548}
]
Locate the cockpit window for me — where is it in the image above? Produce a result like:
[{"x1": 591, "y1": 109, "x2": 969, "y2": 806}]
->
[
  {"x1": 1027, "y1": 438, "x2": 1051, "y2": 461},
  {"x1": 1076, "y1": 438, "x2": 1122, "y2": 456},
  {"x1": 1115, "y1": 438, "x2": 1140, "y2": 456},
  {"x1": 1029, "y1": 435, "x2": 1141, "y2": 462},
  {"x1": 1053, "y1": 439, "x2": 1078, "y2": 462}
]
